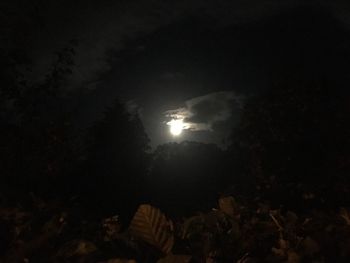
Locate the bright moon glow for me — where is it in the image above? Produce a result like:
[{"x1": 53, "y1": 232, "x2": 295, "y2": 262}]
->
[{"x1": 169, "y1": 119, "x2": 184, "y2": 136}]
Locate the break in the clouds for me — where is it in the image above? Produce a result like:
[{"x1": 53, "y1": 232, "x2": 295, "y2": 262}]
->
[{"x1": 165, "y1": 91, "x2": 243, "y2": 132}]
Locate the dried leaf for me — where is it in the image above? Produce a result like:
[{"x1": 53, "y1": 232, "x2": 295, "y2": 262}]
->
[
  {"x1": 103, "y1": 259, "x2": 137, "y2": 263},
  {"x1": 218, "y1": 196, "x2": 237, "y2": 217},
  {"x1": 157, "y1": 254, "x2": 191, "y2": 263},
  {"x1": 271, "y1": 247, "x2": 285, "y2": 258},
  {"x1": 269, "y1": 212, "x2": 283, "y2": 231},
  {"x1": 130, "y1": 204, "x2": 174, "y2": 254},
  {"x1": 287, "y1": 251, "x2": 300, "y2": 263},
  {"x1": 102, "y1": 215, "x2": 121, "y2": 241},
  {"x1": 301, "y1": 236, "x2": 319, "y2": 256},
  {"x1": 56, "y1": 239, "x2": 97, "y2": 258},
  {"x1": 340, "y1": 208, "x2": 350, "y2": 225}
]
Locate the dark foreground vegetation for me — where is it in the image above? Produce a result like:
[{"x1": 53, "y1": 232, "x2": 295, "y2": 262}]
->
[
  {"x1": 1, "y1": 11, "x2": 350, "y2": 263},
  {"x1": 1, "y1": 195, "x2": 350, "y2": 263}
]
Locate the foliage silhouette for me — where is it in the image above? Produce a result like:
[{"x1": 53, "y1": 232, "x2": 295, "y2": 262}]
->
[
  {"x1": 80, "y1": 99, "x2": 150, "y2": 216},
  {"x1": 147, "y1": 141, "x2": 226, "y2": 216},
  {"x1": 0, "y1": 43, "x2": 78, "y2": 200},
  {"x1": 228, "y1": 73, "x2": 350, "y2": 209}
]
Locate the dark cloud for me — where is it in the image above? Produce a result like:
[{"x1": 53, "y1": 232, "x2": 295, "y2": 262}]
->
[
  {"x1": 165, "y1": 91, "x2": 243, "y2": 132},
  {"x1": 2, "y1": 0, "x2": 309, "y2": 87}
]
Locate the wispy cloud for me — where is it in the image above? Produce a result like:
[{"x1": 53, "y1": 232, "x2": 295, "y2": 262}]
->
[{"x1": 165, "y1": 91, "x2": 243, "y2": 132}]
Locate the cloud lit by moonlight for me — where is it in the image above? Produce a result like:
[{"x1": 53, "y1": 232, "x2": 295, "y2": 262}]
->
[{"x1": 165, "y1": 91, "x2": 243, "y2": 136}]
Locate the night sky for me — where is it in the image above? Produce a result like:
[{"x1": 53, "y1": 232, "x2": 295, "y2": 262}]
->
[{"x1": 3, "y1": 0, "x2": 350, "y2": 147}]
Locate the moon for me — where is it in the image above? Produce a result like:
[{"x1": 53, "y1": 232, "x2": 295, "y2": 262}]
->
[{"x1": 169, "y1": 119, "x2": 184, "y2": 136}]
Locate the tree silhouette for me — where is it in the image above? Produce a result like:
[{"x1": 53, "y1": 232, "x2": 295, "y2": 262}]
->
[
  {"x1": 147, "y1": 141, "x2": 225, "y2": 215},
  {"x1": 0, "y1": 43, "x2": 78, "y2": 201},
  {"x1": 81, "y1": 100, "x2": 150, "y2": 216},
  {"x1": 229, "y1": 74, "x2": 350, "y2": 208}
]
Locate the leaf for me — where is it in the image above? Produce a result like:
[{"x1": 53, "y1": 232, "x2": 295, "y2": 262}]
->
[
  {"x1": 102, "y1": 260, "x2": 137, "y2": 263},
  {"x1": 182, "y1": 215, "x2": 202, "y2": 239},
  {"x1": 129, "y1": 204, "x2": 174, "y2": 254},
  {"x1": 287, "y1": 251, "x2": 300, "y2": 263},
  {"x1": 56, "y1": 239, "x2": 97, "y2": 259},
  {"x1": 301, "y1": 236, "x2": 319, "y2": 256},
  {"x1": 218, "y1": 196, "x2": 237, "y2": 217},
  {"x1": 157, "y1": 254, "x2": 191, "y2": 263},
  {"x1": 272, "y1": 238, "x2": 289, "y2": 258},
  {"x1": 236, "y1": 254, "x2": 257, "y2": 263},
  {"x1": 340, "y1": 208, "x2": 350, "y2": 225},
  {"x1": 102, "y1": 215, "x2": 121, "y2": 241}
]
